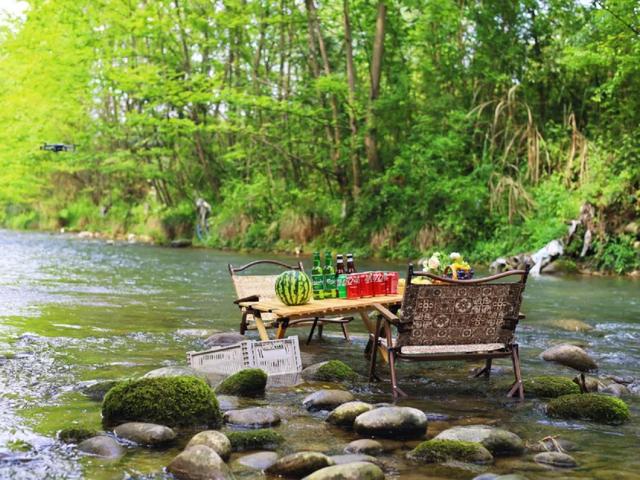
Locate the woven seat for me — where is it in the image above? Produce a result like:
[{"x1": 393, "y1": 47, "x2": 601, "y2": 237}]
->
[
  {"x1": 370, "y1": 265, "x2": 530, "y2": 399},
  {"x1": 229, "y1": 260, "x2": 352, "y2": 343}
]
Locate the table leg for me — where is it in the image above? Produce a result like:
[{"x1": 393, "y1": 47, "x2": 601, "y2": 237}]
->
[
  {"x1": 253, "y1": 312, "x2": 270, "y2": 341},
  {"x1": 360, "y1": 310, "x2": 389, "y2": 363},
  {"x1": 276, "y1": 319, "x2": 289, "y2": 339}
]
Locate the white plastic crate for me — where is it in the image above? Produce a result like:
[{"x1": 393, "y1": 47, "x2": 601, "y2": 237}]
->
[{"x1": 187, "y1": 336, "x2": 302, "y2": 377}]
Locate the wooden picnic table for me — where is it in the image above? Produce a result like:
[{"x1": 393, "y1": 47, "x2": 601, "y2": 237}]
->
[{"x1": 239, "y1": 294, "x2": 403, "y2": 343}]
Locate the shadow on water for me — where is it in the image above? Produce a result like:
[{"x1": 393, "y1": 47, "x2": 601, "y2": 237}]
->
[{"x1": 0, "y1": 229, "x2": 638, "y2": 479}]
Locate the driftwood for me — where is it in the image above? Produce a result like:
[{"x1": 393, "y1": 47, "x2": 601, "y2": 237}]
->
[{"x1": 491, "y1": 203, "x2": 595, "y2": 275}]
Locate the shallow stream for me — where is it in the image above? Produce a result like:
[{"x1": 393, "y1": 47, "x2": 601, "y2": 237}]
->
[{"x1": 0, "y1": 230, "x2": 638, "y2": 479}]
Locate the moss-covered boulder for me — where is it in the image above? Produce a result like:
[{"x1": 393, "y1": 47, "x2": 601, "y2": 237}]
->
[
  {"x1": 523, "y1": 376, "x2": 581, "y2": 398},
  {"x1": 58, "y1": 427, "x2": 99, "y2": 444},
  {"x1": 327, "y1": 401, "x2": 373, "y2": 427},
  {"x1": 302, "y1": 361, "x2": 359, "y2": 382},
  {"x1": 547, "y1": 393, "x2": 630, "y2": 425},
  {"x1": 408, "y1": 439, "x2": 493, "y2": 464},
  {"x1": 215, "y1": 368, "x2": 267, "y2": 396},
  {"x1": 226, "y1": 429, "x2": 284, "y2": 451},
  {"x1": 102, "y1": 376, "x2": 221, "y2": 428},
  {"x1": 82, "y1": 380, "x2": 120, "y2": 402}
]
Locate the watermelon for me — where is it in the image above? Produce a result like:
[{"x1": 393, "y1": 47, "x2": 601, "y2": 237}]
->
[{"x1": 275, "y1": 270, "x2": 312, "y2": 306}]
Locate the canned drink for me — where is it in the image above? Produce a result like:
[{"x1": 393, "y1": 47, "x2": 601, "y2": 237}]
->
[
  {"x1": 372, "y1": 271, "x2": 386, "y2": 296},
  {"x1": 385, "y1": 272, "x2": 399, "y2": 294},
  {"x1": 359, "y1": 272, "x2": 373, "y2": 297},
  {"x1": 346, "y1": 273, "x2": 360, "y2": 299},
  {"x1": 337, "y1": 274, "x2": 348, "y2": 299}
]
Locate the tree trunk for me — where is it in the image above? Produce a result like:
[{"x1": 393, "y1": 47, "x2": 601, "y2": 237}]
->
[
  {"x1": 343, "y1": 0, "x2": 360, "y2": 198},
  {"x1": 365, "y1": 1, "x2": 386, "y2": 172}
]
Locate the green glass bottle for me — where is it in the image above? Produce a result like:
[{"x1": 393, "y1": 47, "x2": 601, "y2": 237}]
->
[
  {"x1": 323, "y1": 251, "x2": 337, "y2": 299},
  {"x1": 311, "y1": 252, "x2": 324, "y2": 300}
]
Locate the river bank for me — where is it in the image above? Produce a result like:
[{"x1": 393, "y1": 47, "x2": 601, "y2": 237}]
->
[{"x1": 0, "y1": 229, "x2": 639, "y2": 479}]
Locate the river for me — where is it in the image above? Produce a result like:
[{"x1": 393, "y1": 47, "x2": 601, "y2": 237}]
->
[{"x1": 0, "y1": 229, "x2": 638, "y2": 479}]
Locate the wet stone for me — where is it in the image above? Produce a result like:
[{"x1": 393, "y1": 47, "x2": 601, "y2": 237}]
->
[
  {"x1": 534, "y1": 451, "x2": 578, "y2": 468},
  {"x1": 204, "y1": 332, "x2": 245, "y2": 348},
  {"x1": 114, "y1": 422, "x2": 176, "y2": 446},
  {"x1": 266, "y1": 451, "x2": 334, "y2": 478},
  {"x1": 301, "y1": 461, "x2": 385, "y2": 480},
  {"x1": 167, "y1": 444, "x2": 232, "y2": 480},
  {"x1": 329, "y1": 454, "x2": 381, "y2": 466},
  {"x1": 344, "y1": 439, "x2": 383, "y2": 455},
  {"x1": 77, "y1": 436, "x2": 124, "y2": 459},
  {"x1": 303, "y1": 390, "x2": 355, "y2": 411},
  {"x1": 541, "y1": 344, "x2": 598, "y2": 372},
  {"x1": 217, "y1": 395, "x2": 240, "y2": 411},
  {"x1": 434, "y1": 425, "x2": 524, "y2": 456},
  {"x1": 326, "y1": 402, "x2": 373, "y2": 427},
  {"x1": 602, "y1": 383, "x2": 630, "y2": 397},
  {"x1": 527, "y1": 437, "x2": 576, "y2": 453},
  {"x1": 81, "y1": 380, "x2": 120, "y2": 401},
  {"x1": 186, "y1": 431, "x2": 231, "y2": 461},
  {"x1": 223, "y1": 407, "x2": 281, "y2": 428},
  {"x1": 236, "y1": 451, "x2": 279, "y2": 470},
  {"x1": 143, "y1": 366, "x2": 209, "y2": 383},
  {"x1": 353, "y1": 406, "x2": 427, "y2": 440}
]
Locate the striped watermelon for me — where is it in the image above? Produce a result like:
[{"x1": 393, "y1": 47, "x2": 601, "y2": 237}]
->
[{"x1": 275, "y1": 270, "x2": 312, "y2": 306}]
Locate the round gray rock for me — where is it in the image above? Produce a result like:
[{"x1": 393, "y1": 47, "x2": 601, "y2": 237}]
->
[
  {"x1": 327, "y1": 402, "x2": 373, "y2": 427},
  {"x1": 434, "y1": 425, "x2": 524, "y2": 456},
  {"x1": 353, "y1": 406, "x2": 427, "y2": 439},
  {"x1": 602, "y1": 383, "x2": 630, "y2": 397},
  {"x1": 204, "y1": 332, "x2": 245, "y2": 348},
  {"x1": 534, "y1": 451, "x2": 578, "y2": 468},
  {"x1": 114, "y1": 422, "x2": 176, "y2": 446},
  {"x1": 223, "y1": 407, "x2": 281, "y2": 428},
  {"x1": 167, "y1": 445, "x2": 232, "y2": 480},
  {"x1": 301, "y1": 462, "x2": 384, "y2": 480},
  {"x1": 77, "y1": 436, "x2": 124, "y2": 459},
  {"x1": 329, "y1": 454, "x2": 380, "y2": 466},
  {"x1": 236, "y1": 451, "x2": 279, "y2": 470},
  {"x1": 143, "y1": 366, "x2": 209, "y2": 382},
  {"x1": 266, "y1": 452, "x2": 334, "y2": 478},
  {"x1": 541, "y1": 344, "x2": 597, "y2": 372},
  {"x1": 303, "y1": 390, "x2": 355, "y2": 411},
  {"x1": 186, "y1": 431, "x2": 232, "y2": 461},
  {"x1": 344, "y1": 439, "x2": 383, "y2": 455}
]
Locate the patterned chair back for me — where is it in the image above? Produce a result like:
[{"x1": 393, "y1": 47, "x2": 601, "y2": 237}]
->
[
  {"x1": 397, "y1": 267, "x2": 528, "y2": 348},
  {"x1": 228, "y1": 260, "x2": 305, "y2": 303}
]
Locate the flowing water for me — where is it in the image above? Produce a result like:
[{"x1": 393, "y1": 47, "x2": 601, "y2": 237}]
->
[{"x1": 0, "y1": 229, "x2": 638, "y2": 480}]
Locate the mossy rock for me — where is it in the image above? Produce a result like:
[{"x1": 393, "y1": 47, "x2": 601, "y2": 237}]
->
[
  {"x1": 226, "y1": 429, "x2": 284, "y2": 451},
  {"x1": 523, "y1": 376, "x2": 581, "y2": 398},
  {"x1": 58, "y1": 427, "x2": 99, "y2": 444},
  {"x1": 303, "y1": 360, "x2": 359, "y2": 382},
  {"x1": 408, "y1": 439, "x2": 493, "y2": 464},
  {"x1": 102, "y1": 376, "x2": 221, "y2": 428},
  {"x1": 82, "y1": 380, "x2": 120, "y2": 402},
  {"x1": 215, "y1": 368, "x2": 267, "y2": 396},
  {"x1": 547, "y1": 393, "x2": 630, "y2": 425}
]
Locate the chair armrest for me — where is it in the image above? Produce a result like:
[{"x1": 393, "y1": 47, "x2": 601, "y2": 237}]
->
[
  {"x1": 234, "y1": 294, "x2": 260, "y2": 305},
  {"x1": 372, "y1": 303, "x2": 400, "y2": 326},
  {"x1": 518, "y1": 312, "x2": 526, "y2": 320}
]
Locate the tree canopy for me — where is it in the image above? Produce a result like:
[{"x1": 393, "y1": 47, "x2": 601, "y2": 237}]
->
[{"x1": 0, "y1": 0, "x2": 638, "y2": 272}]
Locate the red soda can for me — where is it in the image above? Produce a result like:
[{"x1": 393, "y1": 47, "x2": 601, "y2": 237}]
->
[
  {"x1": 359, "y1": 272, "x2": 373, "y2": 297},
  {"x1": 372, "y1": 271, "x2": 386, "y2": 296},
  {"x1": 385, "y1": 272, "x2": 399, "y2": 294},
  {"x1": 346, "y1": 273, "x2": 360, "y2": 299}
]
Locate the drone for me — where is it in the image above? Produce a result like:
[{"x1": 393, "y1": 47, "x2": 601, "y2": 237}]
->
[{"x1": 40, "y1": 143, "x2": 76, "y2": 153}]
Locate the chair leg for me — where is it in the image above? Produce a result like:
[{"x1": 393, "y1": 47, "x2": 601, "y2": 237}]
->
[
  {"x1": 317, "y1": 323, "x2": 324, "y2": 339},
  {"x1": 507, "y1": 346, "x2": 524, "y2": 400},
  {"x1": 307, "y1": 318, "x2": 319, "y2": 345},
  {"x1": 340, "y1": 322, "x2": 351, "y2": 342},
  {"x1": 369, "y1": 336, "x2": 379, "y2": 382},
  {"x1": 388, "y1": 351, "x2": 408, "y2": 399},
  {"x1": 474, "y1": 358, "x2": 493, "y2": 378},
  {"x1": 240, "y1": 312, "x2": 248, "y2": 335}
]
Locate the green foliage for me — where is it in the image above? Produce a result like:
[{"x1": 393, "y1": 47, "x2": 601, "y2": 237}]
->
[
  {"x1": 225, "y1": 429, "x2": 284, "y2": 451},
  {"x1": 102, "y1": 376, "x2": 221, "y2": 428},
  {"x1": 523, "y1": 376, "x2": 581, "y2": 398},
  {"x1": 408, "y1": 439, "x2": 493, "y2": 464},
  {"x1": 0, "y1": 0, "x2": 638, "y2": 273},
  {"x1": 547, "y1": 393, "x2": 630, "y2": 425},
  {"x1": 214, "y1": 368, "x2": 267, "y2": 396}
]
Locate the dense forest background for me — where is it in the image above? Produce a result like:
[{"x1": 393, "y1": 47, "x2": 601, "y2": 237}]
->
[{"x1": 0, "y1": 0, "x2": 638, "y2": 272}]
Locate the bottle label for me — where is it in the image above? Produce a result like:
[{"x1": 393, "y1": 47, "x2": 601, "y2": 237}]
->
[
  {"x1": 337, "y1": 274, "x2": 347, "y2": 298},
  {"x1": 312, "y1": 274, "x2": 324, "y2": 299},
  {"x1": 324, "y1": 274, "x2": 337, "y2": 298}
]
